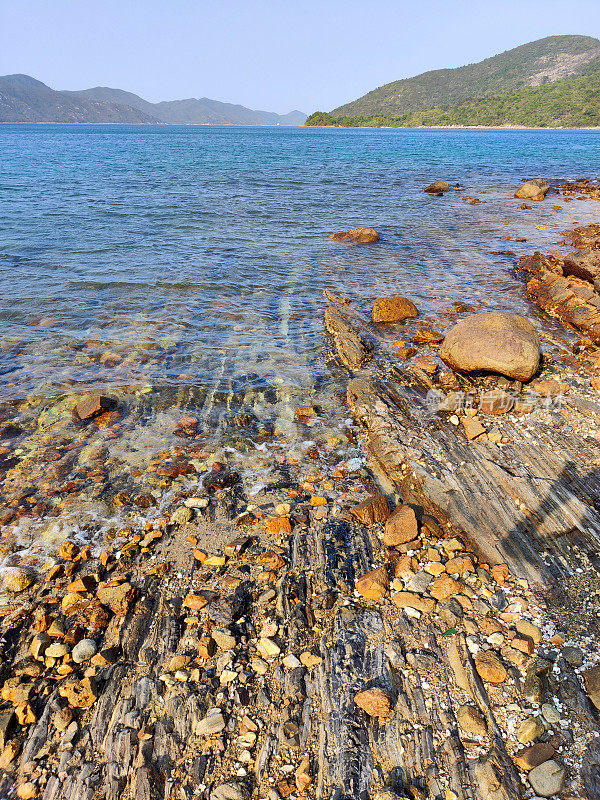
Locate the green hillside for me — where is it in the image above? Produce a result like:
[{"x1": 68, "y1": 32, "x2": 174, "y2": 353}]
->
[
  {"x1": 306, "y1": 68, "x2": 600, "y2": 128},
  {"x1": 326, "y1": 35, "x2": 600, "y2": 119}
]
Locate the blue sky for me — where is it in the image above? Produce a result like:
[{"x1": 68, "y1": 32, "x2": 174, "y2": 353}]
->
[{"x1": 2, "y1": 0, "x2": 600, "y2": 112}]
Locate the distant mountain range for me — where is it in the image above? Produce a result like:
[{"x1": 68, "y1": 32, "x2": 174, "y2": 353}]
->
[
  {"x1": 0, "y1": 74, "x2": 306, "y2": 126},
  {"x1": 306, "y1": 35, "x2": 600, "y2": 128}
]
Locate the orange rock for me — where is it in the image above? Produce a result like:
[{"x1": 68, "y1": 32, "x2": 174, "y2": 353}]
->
[
  {"x1": 383, "y1": 505, "x2": 418, "y2": 546},
  {"x1": 329, "y1": 228, "x2": 380, "y2": 244},
  {"x1": 430, "y1": 574, "x2": 463, "y2": 602},
  {"x1": 475, "y1": 651, "x2": 507, "y2": 683},
  {"x1": 354, "y1": 687, "x2": 393, "y2": 718},
  {"x1": 491, "y1": 563, "x2": 509, "y2": 585},
  {"x1": 310, "y1": 496, "x2": 327, "y2": 506},
  {"x1": 183, "y1": 593, "x2": 208, "y2": 611},
  {"x1": 372, "y1": 296, "x2": 418, "y2": 323},
  {"x1": 462, "y1": 418, "x2": 486, "y2": 440},
  {"x1": 392, "y1": 592, "x2": 436, "y2": 614},
  {"x1": 355, "y1": 565, "x2": 389, "y2": 600},
  {"x1": 393, "y1": 556, "x2": 419, "y2": 579},
  {"x1": 414, "y1": 328, "x2": 444, "y2": 345},
  {"x1": 58, "y1": 541, "x2": 80, "y2": 561},
  {"x1": 59, "y1": 677, "x2": 99, "y2": 708},
  {"x1": 263, "y1": 517, "x2": 292, "y2": 536},
  {"x1": 351, "y1": 494, "x2": 390, "y2": 526},
  {"x1": 445, "y1": 556, "x2": 475, "y2": 576},
  {"x1": 66, "y1": 575, "x2": 97, "y2": 593}
]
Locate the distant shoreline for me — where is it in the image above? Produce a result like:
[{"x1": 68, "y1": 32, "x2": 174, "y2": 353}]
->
[{"x1": 2, "y1": 122, "x2": 600, "y2": 130}]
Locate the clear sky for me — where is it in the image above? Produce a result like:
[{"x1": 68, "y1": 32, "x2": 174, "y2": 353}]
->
[{"x1": 1, "y1": 0, "x2": 600, "y2": 113}]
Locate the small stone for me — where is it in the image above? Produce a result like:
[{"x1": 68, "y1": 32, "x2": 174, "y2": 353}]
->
[
  {"x1": 212, "y1": 629, "x2": 237, "y2": 650},
  {"x1": 1, "y1": 567, "x2": 35, "y2": 593},
  {"x1": 251, "y1": 657, "x2": 269, "y2": 675},
  {"x1": 183, "y1": 593, "x2": 208, "y2": 611},
  {"x1": 30, "y1": 633, "x2": 50, "y2": 661},
  {"x1": 514, "y1": 742, "x2": 555, "y2": 771},
  {"x1": 17, "y1": 783, "x2": 39, "y2": 800},
  {"x1": 58, "y1": 541, "x2": 80, "y2": 560},
  {"x1": 210, "y1": 783, "x2": 247, "y2": 800},
  {"x1": 355, "y1": 565, "x2": 389, "y2": 600},
  {"x1": 351, "y1": 494, "x2": 390, "y2": 526},
  {"x1": 76, "y1": 394, "x2": 115, "y2": 420},
  {"x1": 257, "y1": 638, "x2": 281, "y2": 659},
  {"x1": 299, "y1": 652, "x2": 322, "y2": 668},
  {"x1": 392, "y1": 592, "x2": 435, "y2": 614},
  {"x1": 562, "y1": 645, "x2": 583, "y2": 667},
  {"x1": 516, "y1": 715, "x2": 545, "y2": 744},
  {"x1": 430, "y1": 573, "x2": 463, "y2": 601},
  {"x1": 196, "y1": 710, "x2": 226, "y2": 736},
  {"x1": 283, "y1": 654, "x2": 302, "y2": 670},
  {"x1": 457, "y1": 704, "x2": 487, "y2": 737},
  {"x1": 404, "y1": 570, "x2": 434, "y2": 594},
  {"x1": 354, "y1": 687, "x2": 393, "y2": 719},
  {"x1": 171, "y1": 506, "x2": 193, "y2": 525},
  {"x1": 462, "y1": 418, "x2": 486, "y2": 440},
  {"x1": 59, "y1": 677, "x2": 98, "y2": 708},
  {"x1": 295, "y1": 755, "x2": 312, "y2": 792},
  {"x1": 383, "y1": 505, "x2": 418, "y2": 546},
  {"x1": 528, "y1": 760, "x2": 565, "y2": 797},
  {"x1": 45, "y1": 643, "x2": 70, "y2": 658},
  {"x1": 424, "y1": 180, "x2": 450, "y2": 193},
  {"x1": 71, "y1": 639, "x2": 97, "y2": 664},
  {"x1": 474, "y1": 651, "x2": 507, "y2": 684},
  {"x1": 541, "y1": 703, "x2": 560, "y2": 724},
  {"x1": 515, "y1": 619, "x2": 542, "y2": 645}
]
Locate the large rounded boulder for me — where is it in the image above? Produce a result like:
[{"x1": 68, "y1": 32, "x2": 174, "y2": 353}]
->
[{"x1": 440, "y1": 312, "x2": 540, "y2": 381}]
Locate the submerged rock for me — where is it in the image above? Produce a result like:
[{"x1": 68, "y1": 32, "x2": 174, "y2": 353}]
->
[
  {"x1": 440, "y1": 312, "x2": 540, "y2": 381},
  {"x1": 372, "y1": 296, "x2": 418, "y2": 323},
  {"x1": 75, "y1": 394, "x2": 116, "y2": 420},
  {"x1": 328, "y1": 227, "x2": 380, "y2": 244},
  {"x1": 515, "y1": 179, "x2": 550, "y2": 201}
]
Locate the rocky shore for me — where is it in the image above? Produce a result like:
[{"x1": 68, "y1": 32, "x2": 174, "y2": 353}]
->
[{"x1": 1, "y1": 184, "x2": 600, "y2": 800}]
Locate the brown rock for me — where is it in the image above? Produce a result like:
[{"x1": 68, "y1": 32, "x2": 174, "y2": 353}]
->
[
  {"x1": 198, "y1": 637, "x2": 217, "y2": 659},
  {"x1": 514, "y1": 179, "x2": 550, "y2": 201},
  {"x1": 392, "y1": 592, "x2": 436, "y2": 614},
  {"x1": 440, "y1": 312, "x2": 540, "y2": 381},
  {"x1": 475, "y1": 651, "x2": 507, "y2": 684},
  {"x1": 372, "y1": 297, "x2": 418, "y2": 323},
  {"x1": 76, "y1": 394, "x2": 115, "y2": 420},
  {"x1": 424, "y1": 180, "x2": 450, "y2": 194},
  {"x1": 393, "y1": 555, "x2": 419, "y2": 579},
  {"x1": 462, "y1": 417, "x2": 486, "y2": 440},
  {"x1": 295, "y1": 756, "x2": 312, "y2": 792},
  {"x1": 445, "y1": 556, "x2": 475, "y2": 576},
  {"x1": 17, "y1": 782, "x2": 39, "y2": 799},
  {"x1": 430, "y1": 573, "x2": 463, "y2": 601},
  {"x1": 59, "y1": 677, "x2": 98, "y2": 708},
  {"x1": 351, "y1": 494, "x2": 390, "y2": 526},
  {"x1": 355, "y1": 565, "x2": 389, "y2": 600},
  {"x1": 329, "y1": 228, "x2": 380, "y2": 244},
  {"x1": 383, "y1": 505, "x2": 418, "y2": 546},
  {"x1": 514, "y1": 743, "x2": 555, "y2": 771},
  {"x1": 414, "y1": 328, "x2": 444, "y2": 344},
  {"x1": 457, "y1": 704, "x2": 487, "y2": 736},
  {"x1": 183, "y1": 593, "x2": 208, "y2": 611},
  {"x1": 263, "y1": 517, "x2": 292, "y2": 536},
  {"x1": 58, "y1": 541, "x2": 80, "y2": 561},
  {"x1": 66, "y1": 575, "x2": 97, "y2": 593},
  {"x1": 583, "y1": 664, "x2": 600, "y2": 709},
  {"x1": 354, "y1": 687, "x2": 393, "y2": 718},
  {"x1": 479, "y1": 390, "x2": 514, "y2": 415},
  {"x1": 96, "y1": 580, "x2": 137, "y2": 615}
]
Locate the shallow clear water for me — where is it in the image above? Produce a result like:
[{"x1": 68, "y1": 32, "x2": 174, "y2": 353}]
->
[{"x1": 1, "y1": 126, "x2": 600, "y2": 553}]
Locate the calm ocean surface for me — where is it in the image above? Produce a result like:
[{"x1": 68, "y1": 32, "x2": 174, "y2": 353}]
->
[{"x1": 1, "y1": 126, "x2": 600, "y2": 403}]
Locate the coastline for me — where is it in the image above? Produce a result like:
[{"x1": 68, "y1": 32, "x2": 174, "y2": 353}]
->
[{"x1": 1, "y1": 178, "x2": 600, "y2": 799}]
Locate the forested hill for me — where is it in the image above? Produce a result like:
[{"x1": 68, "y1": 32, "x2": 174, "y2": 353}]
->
[{"x1": 306, "y1": 35, "x2": 600, "y2": 128}]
